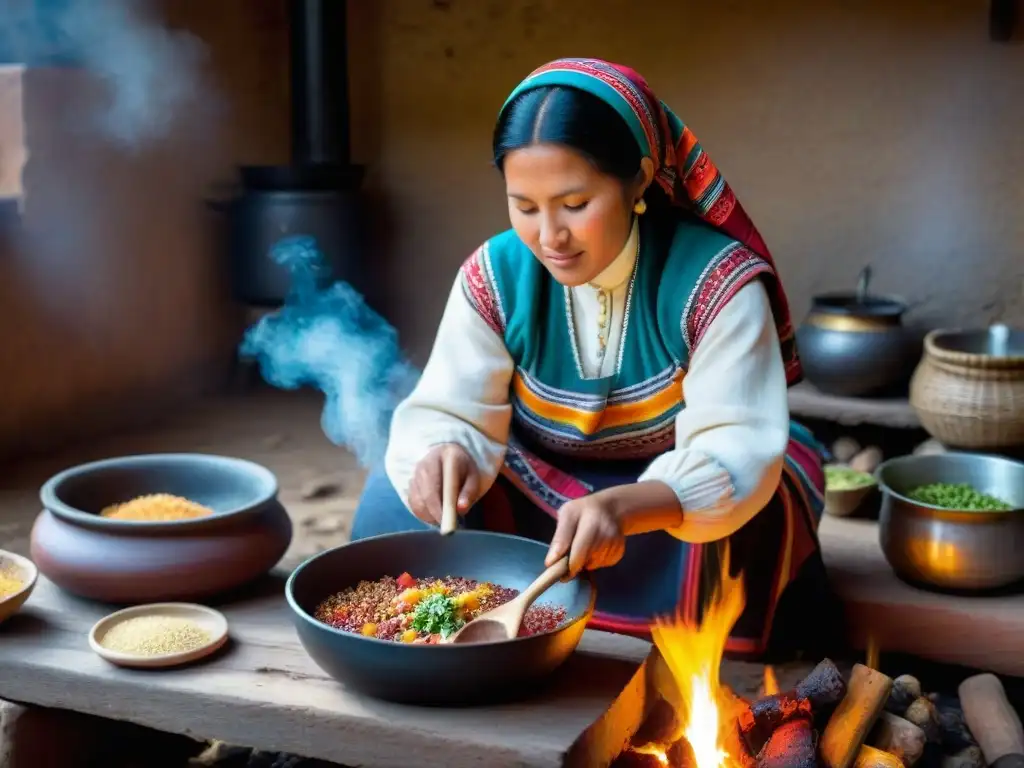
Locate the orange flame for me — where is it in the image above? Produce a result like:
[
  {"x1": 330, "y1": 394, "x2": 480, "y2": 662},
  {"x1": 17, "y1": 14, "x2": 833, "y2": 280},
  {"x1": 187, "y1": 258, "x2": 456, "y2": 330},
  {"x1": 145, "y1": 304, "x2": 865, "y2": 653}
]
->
[
  {"x1": 866, "y1": 634, "x2": 880, "y2": 671},
  {"x1": 647, "y1": 544, "x2": 746, "y2": 768},
  {"x1": 762, "y1": 665, "x2": 779, "y2": 697}
]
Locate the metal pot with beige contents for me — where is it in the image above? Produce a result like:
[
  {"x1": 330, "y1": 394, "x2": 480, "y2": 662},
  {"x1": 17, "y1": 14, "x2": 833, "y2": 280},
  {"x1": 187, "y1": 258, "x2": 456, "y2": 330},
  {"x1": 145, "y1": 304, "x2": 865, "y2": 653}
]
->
[
  {"x1": 796, "y1": 266, "x2": 921, "y2": 397},
  {"x1": 285, "y1": 530, "x2": 595, "y2": 704},
  {"x1": 876, "y1": 452, "x2": 1024, "y2": 591},
  {"x1": 33, "y1": 453, "x2": 293, "y2": 603}
]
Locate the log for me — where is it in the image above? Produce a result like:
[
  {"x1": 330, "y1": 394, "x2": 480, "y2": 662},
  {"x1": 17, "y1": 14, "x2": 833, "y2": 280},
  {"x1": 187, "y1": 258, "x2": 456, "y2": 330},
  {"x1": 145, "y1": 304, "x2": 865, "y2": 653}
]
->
[
  {"x1": 610, "y1": 750, "x2": 666, "y2": 768},
  {"x1": 629, "y1": 698, "x2": 679, "y2": 748},
  {"x1": 959, "y1": 673, "x2": 1024, "y2": 767},
  {"x1": 853, "y1": 745, "x2": 905, "y2": 768},
  {"x1": 820, "y1": 664, "x2": 894, "y2": 768},
  {"x1": 869, "y1": 711, "x2": 925, "y2": 766},
  {"x1": 739, "y1": 657, "x2": 845, "y2": 754},
  {"x1": 903, "y1": 698, "x2": 940, "y2": 743},
  {"x1": 666, "y1": 738, "x2": 697, "y2": 768},
  {"x1": 884, "y1": 675, "x2": 922, "y2": 717},
  {"x1": 738, "y1": 694, "x2": 812, "y2": 755},
  {"x1": 796, "y1": 658, "x2": 848, "y2": 709},
  {"x1": 755, "y1": 716, "x2": 816, "y2": 768}
]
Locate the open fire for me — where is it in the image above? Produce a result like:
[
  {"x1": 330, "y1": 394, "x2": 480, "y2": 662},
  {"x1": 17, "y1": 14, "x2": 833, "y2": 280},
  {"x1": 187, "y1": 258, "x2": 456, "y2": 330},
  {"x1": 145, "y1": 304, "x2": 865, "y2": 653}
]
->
[
  {"x1": 635, "y1": 543, "x2": 749, "y2": 768},
  {"x1": 615, "y1": 545, "x2": 984, "y2": 768}
]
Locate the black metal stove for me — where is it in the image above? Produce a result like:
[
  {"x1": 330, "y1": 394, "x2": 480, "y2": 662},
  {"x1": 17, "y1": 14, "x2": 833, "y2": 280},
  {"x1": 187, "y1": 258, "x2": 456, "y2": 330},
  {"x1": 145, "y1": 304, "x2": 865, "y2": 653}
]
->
[{"x1": 218, "y1": 0, "x2": 366, "y2": 307}]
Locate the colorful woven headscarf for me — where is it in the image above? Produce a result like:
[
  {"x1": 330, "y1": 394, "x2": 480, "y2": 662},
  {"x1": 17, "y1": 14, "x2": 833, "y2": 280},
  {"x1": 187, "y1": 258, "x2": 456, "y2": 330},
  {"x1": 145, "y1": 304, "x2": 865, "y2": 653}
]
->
[{"x1": 500, "y1": 58, "x2": 801, "y2": 385}]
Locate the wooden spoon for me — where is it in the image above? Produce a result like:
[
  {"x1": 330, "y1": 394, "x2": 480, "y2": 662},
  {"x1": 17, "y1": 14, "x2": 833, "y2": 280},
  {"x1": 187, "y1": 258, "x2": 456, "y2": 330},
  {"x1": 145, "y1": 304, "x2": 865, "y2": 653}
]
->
[
  {"x1": 444, "y1": 556, "x2": 570, "y2": 644},
  {"x1": 439, "y1": 450, "x2": 459, "y2": 536}
]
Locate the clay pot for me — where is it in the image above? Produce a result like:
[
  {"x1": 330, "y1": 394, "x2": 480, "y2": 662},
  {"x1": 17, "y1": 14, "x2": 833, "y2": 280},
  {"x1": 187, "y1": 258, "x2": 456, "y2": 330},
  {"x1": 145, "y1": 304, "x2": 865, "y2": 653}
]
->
[
  {"x1": 795, "y1": 266, "x2": 922, "y2": 397},
  {"x1": 910, "y1": 326, "x2": 1024, "y2": 449},
  {"x1": 32, "y1": 453, "x2": 293, "y2": 604}
]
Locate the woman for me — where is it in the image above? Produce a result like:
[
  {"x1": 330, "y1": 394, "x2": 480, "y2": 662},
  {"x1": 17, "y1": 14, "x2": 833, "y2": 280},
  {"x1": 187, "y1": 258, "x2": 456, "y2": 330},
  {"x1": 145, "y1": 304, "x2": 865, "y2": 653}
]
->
[{"x1": 352, "y1": 58, "x2": 831, "y2": 657}]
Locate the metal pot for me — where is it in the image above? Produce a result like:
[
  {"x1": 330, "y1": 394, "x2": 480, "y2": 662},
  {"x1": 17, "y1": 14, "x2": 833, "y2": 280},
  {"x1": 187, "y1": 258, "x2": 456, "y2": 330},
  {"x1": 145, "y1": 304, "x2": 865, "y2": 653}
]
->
[
  {"x1": 796, "y1": 266, "x2": 921, "y2": 397},
  {"x1": 876, "y1": 452, "x2": 1024, "y2": 591}
]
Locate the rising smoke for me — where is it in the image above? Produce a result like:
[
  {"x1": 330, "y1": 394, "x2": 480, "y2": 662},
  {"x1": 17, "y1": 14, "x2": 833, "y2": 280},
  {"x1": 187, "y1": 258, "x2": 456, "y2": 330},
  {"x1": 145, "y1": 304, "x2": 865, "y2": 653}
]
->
[
  {"x1": 0, "y1": 1, "x2": 411, "y2": 467},
  {"x1": 0, "y1": 0, "x2": 210, "y2": 151},
  {"x1": 240, "y1": 237, "x2": 421, "y2": 469}
]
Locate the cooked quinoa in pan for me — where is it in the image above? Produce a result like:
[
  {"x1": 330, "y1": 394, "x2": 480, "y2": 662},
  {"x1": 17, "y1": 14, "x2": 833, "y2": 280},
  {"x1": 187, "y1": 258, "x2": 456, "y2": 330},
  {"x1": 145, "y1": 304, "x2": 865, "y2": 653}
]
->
[{"x1": 313, "y1": 572, "x2": 568, "y2": 643}]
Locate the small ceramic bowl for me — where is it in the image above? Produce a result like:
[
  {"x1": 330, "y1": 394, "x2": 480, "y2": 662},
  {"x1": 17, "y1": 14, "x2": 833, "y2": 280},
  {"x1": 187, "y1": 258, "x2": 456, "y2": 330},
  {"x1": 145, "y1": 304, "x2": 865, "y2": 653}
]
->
[
  {"x1": 0, "y1": 550, "x2": 38, "y2": 624},
  {"x1": 33, "y1": 453, "x2": 293, "y2": 603},
  {"x1": 824, "y1": 465, "x2": 879, "y2": 518},
  {"x1": 89, "y1": 602, "x2": 229, "y2": 669}
]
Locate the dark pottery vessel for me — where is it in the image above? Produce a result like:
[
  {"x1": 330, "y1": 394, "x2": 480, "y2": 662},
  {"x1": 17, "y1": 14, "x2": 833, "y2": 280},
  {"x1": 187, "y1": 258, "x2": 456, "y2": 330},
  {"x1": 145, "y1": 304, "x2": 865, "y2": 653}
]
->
[
  {"x1": 285, "y1": 530, "x2": 596, "y2": 705},
  {"x1": 33, "y1": 453, "x2": 293, "y2": 604},
  {"x1": 796, "y1": 266, "x2": 921, "y2": 398}
]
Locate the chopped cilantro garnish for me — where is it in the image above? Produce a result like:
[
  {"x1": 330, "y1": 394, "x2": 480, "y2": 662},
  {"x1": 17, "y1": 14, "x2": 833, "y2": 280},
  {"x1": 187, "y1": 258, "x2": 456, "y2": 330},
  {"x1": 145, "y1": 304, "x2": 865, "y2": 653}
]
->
[{"x1": 410, "y1": 593, "x2": 464, "y2": 639}]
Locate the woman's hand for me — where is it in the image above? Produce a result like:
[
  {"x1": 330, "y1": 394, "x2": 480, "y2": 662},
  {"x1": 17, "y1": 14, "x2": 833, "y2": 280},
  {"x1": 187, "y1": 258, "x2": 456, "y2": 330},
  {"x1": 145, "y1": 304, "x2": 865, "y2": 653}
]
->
[
  {"x1": 545, "y1": 493, "x2": 626, "y2": 577},
  {"x1": 544, "y1": 481, "x2": 684, "y2": 577},
  {"x1": 408, "y1": 444, "x2": 480, "y2": 526}
]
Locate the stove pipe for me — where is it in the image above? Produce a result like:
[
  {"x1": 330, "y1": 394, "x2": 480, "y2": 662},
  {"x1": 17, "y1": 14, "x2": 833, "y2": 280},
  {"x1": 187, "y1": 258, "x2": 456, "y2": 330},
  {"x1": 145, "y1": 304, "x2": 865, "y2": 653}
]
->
[{"x1": 289, "y1": 0, "x2": 350, "y2": 167}]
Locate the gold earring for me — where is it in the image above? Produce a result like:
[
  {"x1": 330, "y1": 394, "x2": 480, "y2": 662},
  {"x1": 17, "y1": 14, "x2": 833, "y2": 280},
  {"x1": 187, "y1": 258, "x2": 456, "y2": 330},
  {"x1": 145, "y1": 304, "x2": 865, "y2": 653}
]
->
[{"x1": 633, "y1": 199, "x2": 647, "y2": 215}]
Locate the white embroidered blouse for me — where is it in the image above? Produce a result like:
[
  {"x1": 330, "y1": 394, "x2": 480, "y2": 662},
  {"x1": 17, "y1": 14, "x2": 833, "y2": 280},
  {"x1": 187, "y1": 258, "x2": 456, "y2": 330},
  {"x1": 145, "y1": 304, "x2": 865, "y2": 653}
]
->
[{"x1": 384, "y1": 221, "x2": 791, "y2": 543}]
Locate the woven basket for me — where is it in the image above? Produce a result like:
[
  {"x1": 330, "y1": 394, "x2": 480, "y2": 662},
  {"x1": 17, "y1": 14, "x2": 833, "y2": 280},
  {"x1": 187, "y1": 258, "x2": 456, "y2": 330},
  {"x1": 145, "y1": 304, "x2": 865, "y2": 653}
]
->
[{"x1": 909, "y1": 328, "x2": 1024, "y2": 449}]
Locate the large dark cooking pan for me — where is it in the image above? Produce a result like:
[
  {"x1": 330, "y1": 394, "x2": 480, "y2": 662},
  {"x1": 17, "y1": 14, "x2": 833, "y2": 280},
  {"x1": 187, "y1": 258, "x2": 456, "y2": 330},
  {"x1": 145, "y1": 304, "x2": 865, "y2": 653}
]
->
[{"x1": 285, "y1": 530, "x2": 596, "y2": 705}]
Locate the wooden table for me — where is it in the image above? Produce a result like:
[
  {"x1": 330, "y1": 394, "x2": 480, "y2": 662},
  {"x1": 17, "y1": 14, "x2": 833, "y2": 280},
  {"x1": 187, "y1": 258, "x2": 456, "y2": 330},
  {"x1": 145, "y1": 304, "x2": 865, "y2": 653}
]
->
[
  {"x1": 788, "y1": 382, "x2": 921, "y2": 429},
  {"x1": 819, "y1": 515, "x2": 1024, "y2": 677},
  {"x1": 0, "y1": 575, "x2": 657, "y2": 768}
]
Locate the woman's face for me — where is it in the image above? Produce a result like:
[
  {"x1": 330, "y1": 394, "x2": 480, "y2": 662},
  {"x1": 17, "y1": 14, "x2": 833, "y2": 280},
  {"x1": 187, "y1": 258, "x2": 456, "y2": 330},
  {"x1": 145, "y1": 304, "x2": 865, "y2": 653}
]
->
[{"x1": 503, "y1": 143, "x2": 647, "y2": 287}]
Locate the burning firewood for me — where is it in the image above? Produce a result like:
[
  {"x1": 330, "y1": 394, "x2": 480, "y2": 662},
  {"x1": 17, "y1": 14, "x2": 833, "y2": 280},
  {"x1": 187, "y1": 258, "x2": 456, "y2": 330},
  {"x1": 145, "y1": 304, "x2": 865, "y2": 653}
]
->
[
  {"x1": 820, "y1": 664, "x2": 894, "y2": 768},
  {"x1": 739, "y1": 694, "x2": 813, "y2": 755},
  {"x1": 868, "y1": 711, "x2": 926, "y2": 766},
  {"x1": 629, "y1": 697, "x2": 680, "y2": 749},
  {"x1": 853, "y1": 744, "x2": 905, "y2": 768},
  {"x1": 739, "y1": 658, "x2": 846, "y2": 754},
  {"x1": 610, "y1": 749, "x2": 667, "y2": 768},
  {"x1": 755, "y1": 715, "x2": 817, "y2": 768}
]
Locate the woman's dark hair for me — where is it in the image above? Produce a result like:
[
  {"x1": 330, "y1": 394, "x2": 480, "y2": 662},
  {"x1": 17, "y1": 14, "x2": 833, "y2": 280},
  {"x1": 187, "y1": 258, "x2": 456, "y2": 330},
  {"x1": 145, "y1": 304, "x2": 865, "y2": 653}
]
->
[{"x1": 493, "y1": 86, "x2": 644, "y2": 183}]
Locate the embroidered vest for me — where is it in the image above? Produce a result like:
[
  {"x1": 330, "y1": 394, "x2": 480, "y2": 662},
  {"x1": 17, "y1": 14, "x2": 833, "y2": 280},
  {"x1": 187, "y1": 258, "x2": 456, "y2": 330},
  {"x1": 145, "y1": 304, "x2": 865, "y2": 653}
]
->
[{"x1": 460, "y1": 212, "x2": 774, "y2": 463}]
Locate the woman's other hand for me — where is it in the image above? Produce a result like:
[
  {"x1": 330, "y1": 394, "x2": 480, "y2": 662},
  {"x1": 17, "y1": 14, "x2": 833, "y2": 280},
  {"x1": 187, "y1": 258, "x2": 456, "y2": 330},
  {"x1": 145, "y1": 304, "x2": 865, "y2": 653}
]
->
[
  {"x1": 545, "y1": 493, "x2": 626, "y2": 577},
  {"x1": 408, "y1": 444, "x2": 480, "y2": 526}
]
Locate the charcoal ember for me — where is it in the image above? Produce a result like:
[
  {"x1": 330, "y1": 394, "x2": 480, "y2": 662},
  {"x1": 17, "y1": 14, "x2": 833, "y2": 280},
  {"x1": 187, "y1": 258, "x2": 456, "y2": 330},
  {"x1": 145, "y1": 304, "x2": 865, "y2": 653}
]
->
[
  {"x1": 738, "y1": 658, "x2": 845, "y2": 754},
  {"x1": 905, "y1": 697, "x2": 941, "y2": 743},
  {"x1": 739, "y1": 694, "x2": 813, "y2": 754},
  {"x1": 935, "y1": 704, "x2": 976, "y2": 752},
  {"x1": 885, "y1": 674, "x2": 923, "y2": 717},
  {"x1": 630, "y1": 698, "x2": 680, "y2": 748},
  {"x1": 795, "y1": 658, "x2": 847, "y2": 709},
  {"x1": 939, "y1": 746, "x2": 984, "y2": 768},
  {"x1": 756, "y1": 716, "x2": 817, "y2": 768}
]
